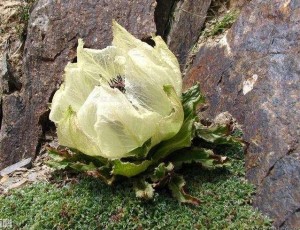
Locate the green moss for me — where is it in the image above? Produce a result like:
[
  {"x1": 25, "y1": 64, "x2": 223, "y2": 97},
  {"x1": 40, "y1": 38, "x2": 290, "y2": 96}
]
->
[
  {"x1": 0, "y1": 150, "x2": 272, "y2": 229},
  {"x1": 202, "y1": 10, "x2": 239, "y2": 38},
  {"x1": 15, "y1": 0, "x2": 36, "y2": 41}
]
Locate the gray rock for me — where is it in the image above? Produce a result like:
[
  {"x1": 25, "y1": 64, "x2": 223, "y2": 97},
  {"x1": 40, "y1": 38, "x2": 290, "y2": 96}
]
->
[
  {"x1": 167, "y1": 0, "x2": 211, "y2": 69},
  {"x1": 0, "y1": 158, "x2": 32, "y2": 176},
  {"x1": 255, "y1": 153, "x2": 300, "y2": 229},
  {"x1": 0, "y1": 0, "x2": 157, "y2": 170},
  {"x1": 228, "y1": 0, "x2": 250, "y2": 8},
  {"x1": 184, "y1": 0, "x2": 300, "y2": 228},
  {"x1": 0, "y1": 54, "x2": 9, "y2": 95},
  {"x1": 0, "y1": 54, "x2": 22, "y2": 94}
]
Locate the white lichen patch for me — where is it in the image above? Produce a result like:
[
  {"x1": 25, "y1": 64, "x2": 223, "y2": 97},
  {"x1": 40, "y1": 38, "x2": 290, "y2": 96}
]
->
[
  {"x1": 243, "y1": 74, "x2": 258, "y2": 95},
  {"x1": 219, "y1": 33, "x2": 232, "y2": 55},
  {"x1": 283, "y1": 0, "x2": 291, "y2": 8},
  {"x1": 32, "y1": 14, "x2": 49, "y2": 32},
  {"x1": 279, "y1": 0, "x2": 291, "y2": 15}
]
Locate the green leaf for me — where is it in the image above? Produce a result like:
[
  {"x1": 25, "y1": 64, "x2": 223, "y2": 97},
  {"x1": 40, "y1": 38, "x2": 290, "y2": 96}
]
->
[
  {"x1": 134, "y1": 179, "x2": 154, "y2": 200},
  {"x1": 46, "y1": 147, "x2": 106, "y2": 169},
  {"x1": 151, "y1": 84, "x2": 205, "y2": 162},
  {"x1": 46, "y1": 160, "x2": 70, "y2": 170},
  {"x1": 151, "y1": 162, "x2": 174, "y2": 183},
  {"x1": 112, "y1": 160, "x2": 152, "y2": 177},
  {"x1": 46, "y1": 147, "x2": 75, "y2": 169},
  {"x1": 181, "y1": 83, "x2": 205, "y2": 110},
  {"x1": 86, "y1": 166, "x2": 115, "y2": 185},
  {"x1": 69, "y1": 162, "x2": 98, "y2": 172},
  {"x1": 195, "y1": 123, "x2": 242, "y2": 147},
  {"x1": 168, "y1": 175, "x2": 200, "y2": 205},
  {"x1": 47, "y1": 147, "x2": 116, "y2": 184},
  {"x1": 168, "y1": 148, "x2": 228, "y2": 169},
  {"x1": 168, "y1": 148, "x2": 214, "y2": 168},
  {"x1": 129, "y1": 139, "x2": 152, "y2": 159},
  {"x1": 47, "y1": 148, "x2": 71, "y2": 162},
  {"x1": 69, "y1": 148, "x2": 108, "y2": 165}
]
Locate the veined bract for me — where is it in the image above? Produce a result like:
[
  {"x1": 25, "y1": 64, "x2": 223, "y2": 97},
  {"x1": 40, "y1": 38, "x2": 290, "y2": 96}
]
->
[{"x1": 49, "y1": 21, "x2": 184, "y2": 160}]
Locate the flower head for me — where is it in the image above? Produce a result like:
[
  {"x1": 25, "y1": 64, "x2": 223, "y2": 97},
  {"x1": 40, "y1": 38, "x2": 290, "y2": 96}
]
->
[{"x1": 49, "y1": 21, "x2": 184, "y2": 159}]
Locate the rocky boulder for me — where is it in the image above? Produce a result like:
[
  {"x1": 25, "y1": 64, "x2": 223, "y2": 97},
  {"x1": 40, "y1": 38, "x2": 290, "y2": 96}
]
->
[
  {"x1": 184, "y1": 0, "x2": 300, "y2": 228},
  {"x1": 0, "y1": 0, "x2": 157, "y2": 169},
  {"x1": 166, "y1": 0, "x2": 211, "y2": 69},
  {"x1": 155, "y1": 0, "x2": 212, "y2": 69}
]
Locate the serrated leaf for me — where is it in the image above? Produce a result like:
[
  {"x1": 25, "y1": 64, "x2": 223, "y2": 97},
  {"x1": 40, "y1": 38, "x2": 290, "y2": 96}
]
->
[
  {"x1": 195, "y1": 123, "x2": 242, "y2": 147},
  {"x1": 47, "y1": 147, "x2": 71, "y2": 162},
  {"x1": 181, "y1": 83, "x2": 205, "y2": 110},
  {"x1": 129, "y1": 138, "x2": 152, "y2": 160},
  {"x1": 168, "y1": 148, "x2": 213, "y2": 167},
  {"x1": 46, "y1": 160, "x2": 70, "y2": 170},
  {"x1": 47, "y1": 146, "x2": 107, "y2": 165},
  {"x1": 134, "y1": 179, "x2": 154, "y2": 199},
  {"x1": 46, "y1": 147, "x2": 74, "y2": 169},
  {"x1": 151, "y1": 162, "x2": 174, "y2": 182},
  {"x1": 168, "y1": 175, "x2": 200, "y2": 205},
  {"x1": 86, "y1": 166, "x2": 115, "y2": 185}
]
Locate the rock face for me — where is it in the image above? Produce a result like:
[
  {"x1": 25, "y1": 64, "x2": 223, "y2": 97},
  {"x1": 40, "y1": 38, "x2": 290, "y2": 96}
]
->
[
  {"x1": 0, "y1": 0, "x2": 157, "y2": 170},
  {"x1": 154, "y1": 0, "x2": 176, "y2": 38},
  {"x1": 166, "y1": 0, "x2": 211, "y2": 69},
  {"x1": 184, "y1": 0, "x2": 300, "y2": 228},
  {"x1": 154, "y1": 0, "x2": 212, "y2": 69}
]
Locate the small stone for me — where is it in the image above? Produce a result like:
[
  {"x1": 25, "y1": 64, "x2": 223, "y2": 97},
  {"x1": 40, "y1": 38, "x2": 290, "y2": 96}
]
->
[
  {"x1": 0, "y1": 158, "x2": 32, "y2": 176},
  {"x1": 7, "y1": 178, "x2": 28, "y2": 190},
  {"x1": 28, "y1": 172, "x2": 38, "y2": 182},
  {"x1": 35, "y1": 162, "x2": 43, "y2": 167},
  {"x1": 0, "y1": 175, "x2": 9, "y2": 184},
  {"x1": 214, "y1": 112, "x2": 234, "y2": 126}
]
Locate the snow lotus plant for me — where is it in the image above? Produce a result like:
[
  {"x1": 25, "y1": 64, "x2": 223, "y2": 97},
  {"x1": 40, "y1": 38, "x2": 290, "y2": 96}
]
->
[{"x1": 47, "y1": 21, "x2": 242, "y2": 204}]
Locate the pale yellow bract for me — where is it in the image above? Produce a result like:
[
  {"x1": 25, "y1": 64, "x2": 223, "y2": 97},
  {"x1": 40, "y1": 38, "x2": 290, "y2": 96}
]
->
[{"x1": 49, "y1": 21, "x2": 183, "y2": 159}]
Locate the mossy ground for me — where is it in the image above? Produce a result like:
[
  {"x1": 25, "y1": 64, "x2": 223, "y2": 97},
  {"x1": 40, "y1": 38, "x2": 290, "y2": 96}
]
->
[{"x1": 0, "y1": 149, "x2": 272, "y2": 230}]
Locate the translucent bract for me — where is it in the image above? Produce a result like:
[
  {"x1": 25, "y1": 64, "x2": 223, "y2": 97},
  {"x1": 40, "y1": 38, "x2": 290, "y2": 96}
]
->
[{"x1": 49, "y1": 21, "x2": 184, "y2": 159}]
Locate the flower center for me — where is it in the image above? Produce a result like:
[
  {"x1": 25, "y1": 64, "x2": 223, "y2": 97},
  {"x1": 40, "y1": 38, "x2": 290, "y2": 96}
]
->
[{"x1": 109, "y1": 75, "x2": 126, "y2": 93}]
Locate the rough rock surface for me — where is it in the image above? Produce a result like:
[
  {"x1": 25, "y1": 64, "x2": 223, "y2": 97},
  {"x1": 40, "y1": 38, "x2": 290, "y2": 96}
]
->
[
  {"x1": 166, "y1": 0, "x2": 211, "y2": 69},
  {"x1": 228, "y1": 0, "x2": 249, "y2": 8},
  {"x1": 184, "y1": 0, "x2": 300, "y2": 228},
  {"x1": 154, "y1": 0, "x2": 176, "y2": 38},
  {"x1": 0, "y1": 0, "x2": 157, "y2": 170}
]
